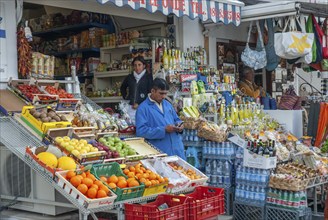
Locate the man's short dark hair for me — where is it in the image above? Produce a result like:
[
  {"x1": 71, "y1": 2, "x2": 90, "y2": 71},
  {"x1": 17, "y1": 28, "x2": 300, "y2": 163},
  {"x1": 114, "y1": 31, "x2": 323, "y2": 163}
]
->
[
  {"x1": 152, "y1": 78, "x2": 169, "y2": 90},
  {"x1": 243, "y1": 66, "x2": 254, "y2": 76}
]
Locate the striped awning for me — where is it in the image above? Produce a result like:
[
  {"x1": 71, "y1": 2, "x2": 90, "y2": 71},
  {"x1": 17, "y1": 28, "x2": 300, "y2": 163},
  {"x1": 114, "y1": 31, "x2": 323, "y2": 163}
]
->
[{"x1": 96, "y1": 0, "x2": 244, "y2": 26}]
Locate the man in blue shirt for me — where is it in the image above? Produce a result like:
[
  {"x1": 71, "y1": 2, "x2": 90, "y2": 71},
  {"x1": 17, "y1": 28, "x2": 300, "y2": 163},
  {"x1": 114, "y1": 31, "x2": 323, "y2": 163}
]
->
[{"x1": 136, "y1": 78, "x2": 185, "y2": 159}]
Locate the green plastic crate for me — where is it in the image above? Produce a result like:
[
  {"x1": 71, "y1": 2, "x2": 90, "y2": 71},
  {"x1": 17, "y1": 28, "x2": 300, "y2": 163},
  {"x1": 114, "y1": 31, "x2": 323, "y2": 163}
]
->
[{"x1": 91, "y1": 162, "x2": 145, "y2": 202}]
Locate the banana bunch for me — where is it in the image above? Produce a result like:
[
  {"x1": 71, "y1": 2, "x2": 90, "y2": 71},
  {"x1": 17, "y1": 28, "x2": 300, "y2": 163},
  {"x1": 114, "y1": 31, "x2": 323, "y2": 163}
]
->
[{"x1": 182, "y1": 106, "x2": 200, "y2": 118}]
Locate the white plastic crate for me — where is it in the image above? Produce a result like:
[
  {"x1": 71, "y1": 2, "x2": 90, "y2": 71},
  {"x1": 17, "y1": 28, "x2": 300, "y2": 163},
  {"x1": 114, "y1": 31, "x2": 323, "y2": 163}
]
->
[
  {"x1": 161, "y1": 156, "x2": 208, "y2": 188},
  {"x1": 55, "y1": 170, "x2": 117, "y2": 209}
]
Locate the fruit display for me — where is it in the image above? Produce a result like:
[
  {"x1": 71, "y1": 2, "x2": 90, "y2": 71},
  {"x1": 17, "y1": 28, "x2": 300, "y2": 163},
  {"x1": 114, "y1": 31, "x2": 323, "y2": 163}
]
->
[
  {"x1": 64, "y1": 170, "x2": 112, "y2": 199},
  {"x1": 91, "y1": 163, "x2": 145, "y2": 201},
  {"x1": 44, "y1": 86, "x2": 74, "y2": 98},
  {"x1": 89, "y1": 140, "x2": 121, "y2": 159},
  {"x1": 72, "y1": 104, "x2": 129, "y2": 132},
  {"x1": 168, "y1": 162, "x2": 203, "y2": 180},
  {"x1": 29, "y1": 107, "x2": 68, "y2": 123},
  {"x1": 16, "y1": 85, "x2": 43, "y2": 101},
  {"x1": 30, "y1": 145, "x2": 77, "y2": 171},
  {"x1": 123, "y1": 163, "x2": 169, "y2": 189},
  {"x1": 98, "y1": 136, "x2": 136, "y2": 158},
  {"x1": 55, "y1": 136, "x2": 100, "y2": 158}
]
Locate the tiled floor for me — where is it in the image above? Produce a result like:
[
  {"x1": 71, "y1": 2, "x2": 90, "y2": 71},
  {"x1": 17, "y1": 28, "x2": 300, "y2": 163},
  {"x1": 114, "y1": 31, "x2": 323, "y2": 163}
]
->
[
  {"x1": 0, "y1": 209, "x2": 79, "y2": 220},
  {"x1": 0, "y1": 209, "x2": 233, "y2": 220}
]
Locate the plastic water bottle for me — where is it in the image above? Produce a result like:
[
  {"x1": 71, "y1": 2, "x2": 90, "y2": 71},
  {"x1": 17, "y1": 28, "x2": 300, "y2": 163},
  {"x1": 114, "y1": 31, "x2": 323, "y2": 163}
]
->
[
  {"x1": 235, "y1": 187, "x2": 240, "y2": 201},
  {"x1": 223, "y1": 161, "x2": 230, "y2": 185},
  {"x1": 236, "y1": 166, "x2": 241, "y2": 182},
  {"x1": 203, "y1": 141, "x2": 208, "y2": 155},
  {"x1": 240, "y1": 167, "x2": 246, "y2": 184},
  {"x1": 218, "y1": 144, "x2": 223, "y2": 156},
  {"x1": 254, "y1": 187, "x2": 260, "y2": 205},
  {"x1": 205, "y1": 160, "x2": 212, "y2": 175},
  {"x1": 261, "y1": 188, "x2": 266, "y2": 203},
  {"x1": 256, "y1": 169, "x2": 261, "y2": 184},
  {"x1": 211, "y1": 159, "x2": 217, "y2": 175},
  {"x1": 245, "y1": 168, "x2": 251, "y2": 185},
  {"x1": 239, "y1": 185, "x2": 244, "y2": 201},
  {"x1": 217, "y1": 160, "x2": 223, "y2": 176},
  {"x1": 260, "y1": 170, "x2": 267, "y2": 185}
]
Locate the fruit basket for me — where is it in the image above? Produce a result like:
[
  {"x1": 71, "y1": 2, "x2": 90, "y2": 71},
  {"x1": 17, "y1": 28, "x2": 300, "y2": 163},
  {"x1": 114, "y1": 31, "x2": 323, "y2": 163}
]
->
[
  {"x1": 163, "y1": 156, "x2": 208, "y2": 189},
  {"x1": 124, "y1": 161, "x2": 169, "y2": 197},
  {"x1": 21, "y1": 106, "x2": 71, "y2": 138},
  {"x1": 91, "y1": 162, "x2": 145, "y2": 202},
  {"x1": 186, "y1": 186, "x2": 225, "y2": 220},
  {"x1": 124, "y1": 194, "x2": 189, "y2": 220},
  {"x1": 55, "y1": 170, "x2": 117, "y2": 209},
  {"x1": 123, "y1": 138, "x2": 167, "y2": 161}
]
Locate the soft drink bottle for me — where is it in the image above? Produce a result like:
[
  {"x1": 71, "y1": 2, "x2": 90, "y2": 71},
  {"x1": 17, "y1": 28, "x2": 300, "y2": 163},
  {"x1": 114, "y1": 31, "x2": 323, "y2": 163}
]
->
[
  {"x1": 266, "y1": 188, "x2": 272, "y2": 204},
  {"x1": 294, "y1": 191, "x2": 300, "y2": 209}
]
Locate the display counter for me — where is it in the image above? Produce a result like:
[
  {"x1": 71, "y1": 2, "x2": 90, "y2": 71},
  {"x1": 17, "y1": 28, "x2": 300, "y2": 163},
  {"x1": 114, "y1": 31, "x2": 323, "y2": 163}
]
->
[{"x1": 264, "y1": 110, "x2": 303, "y2": 138}]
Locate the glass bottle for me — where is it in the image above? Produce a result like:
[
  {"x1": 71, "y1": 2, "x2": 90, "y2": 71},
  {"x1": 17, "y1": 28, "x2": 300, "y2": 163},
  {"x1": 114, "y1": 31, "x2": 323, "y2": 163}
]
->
[{"x1": 163, "y1": 49, "x2": 169, "y2": 70}]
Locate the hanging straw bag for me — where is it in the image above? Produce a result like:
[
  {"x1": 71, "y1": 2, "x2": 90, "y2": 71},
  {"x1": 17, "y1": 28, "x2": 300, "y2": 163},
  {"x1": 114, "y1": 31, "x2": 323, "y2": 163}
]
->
[{"x1": 241, "y1": 21, "x2": 267, "y2": 70}]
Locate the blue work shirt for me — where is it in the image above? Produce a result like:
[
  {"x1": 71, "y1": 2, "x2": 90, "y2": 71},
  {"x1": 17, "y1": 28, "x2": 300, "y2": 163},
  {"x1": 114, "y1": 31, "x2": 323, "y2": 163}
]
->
[{"x1": 136, "y1": 97, "x2": 186, "y2": 160}]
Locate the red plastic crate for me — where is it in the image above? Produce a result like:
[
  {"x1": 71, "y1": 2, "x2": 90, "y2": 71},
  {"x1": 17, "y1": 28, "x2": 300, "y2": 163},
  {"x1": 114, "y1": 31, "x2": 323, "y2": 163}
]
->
[
  {"x1": 187, "y1": 186, "x2": 225, "y2": 220},
  {"x1": 125, "y1": 194, "x2": 189, "y2": 220}
]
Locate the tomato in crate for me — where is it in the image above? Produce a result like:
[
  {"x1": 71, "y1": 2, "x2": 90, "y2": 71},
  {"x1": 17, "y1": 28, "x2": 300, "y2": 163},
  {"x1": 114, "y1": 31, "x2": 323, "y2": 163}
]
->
[
  {"x1": 186, "y1": 186, "x2": 225, "y2": 220},
  {"x1": 125, "y1": 194, "x2": 189, "y2": 220}
]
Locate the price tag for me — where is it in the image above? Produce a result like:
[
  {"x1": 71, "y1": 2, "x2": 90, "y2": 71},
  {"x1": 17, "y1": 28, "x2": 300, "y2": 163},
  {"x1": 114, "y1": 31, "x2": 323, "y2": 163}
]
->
[{"x1": 228, "y1": 133, "x2": 247, "y2": 148}]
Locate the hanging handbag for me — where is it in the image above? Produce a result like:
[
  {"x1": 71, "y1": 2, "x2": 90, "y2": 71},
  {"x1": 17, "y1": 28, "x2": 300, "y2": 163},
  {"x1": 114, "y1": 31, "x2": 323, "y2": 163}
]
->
[
  {"x1": 241, "y1": 21, "x2": 267, "y2": 70},
  {"x1": 311, "y1": 14, "x2": 324, "y2": 63},
  {"x1": 323, "y1": 18, "x2": 328, "y2": 59},
  {"x1": 275, "y1": 16, "x2": 314, "y2": 60},
  {"x1": 278, "y1": 86, "x2": 301, "y2": 110},
  {"x1": 260, "y1": 19, "x2": 280, "y2": 72}
]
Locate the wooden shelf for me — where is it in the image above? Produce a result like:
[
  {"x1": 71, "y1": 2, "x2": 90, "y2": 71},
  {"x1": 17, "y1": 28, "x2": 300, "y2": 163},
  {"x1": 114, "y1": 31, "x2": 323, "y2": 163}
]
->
[
  {"x1": 32, "y1": 22, "x2": 113, "y2": 38},
  {"x1": 94, "y1": 70, "x2": 130, "y2": 78},
  {"x1": 88, "y1": 96, "x2": 123, "y2": 103},
  {"x1": 46, "y1": 48, "x2": 100, "y2": 57}
]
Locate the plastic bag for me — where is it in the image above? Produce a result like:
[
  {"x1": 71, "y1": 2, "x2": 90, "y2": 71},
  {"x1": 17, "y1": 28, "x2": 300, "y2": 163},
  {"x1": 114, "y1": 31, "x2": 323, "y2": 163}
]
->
[{"x1": 141, "y1": 158, "x2": 190, "y2": 193}]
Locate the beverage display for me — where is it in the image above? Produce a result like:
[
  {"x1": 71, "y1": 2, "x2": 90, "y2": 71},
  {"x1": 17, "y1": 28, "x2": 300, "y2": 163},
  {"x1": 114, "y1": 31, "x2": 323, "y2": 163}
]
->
[
  {"x1": 266, "y1": 188, "x2": 307, "y2": 210},
  {"x1": 235, "y1": 165, "x2": 270, "y2": 206},
  {"x1": 245, "y1": 139, "x2": 276, "y2": 158},
  {"x1": 205, "y1": 159, "x2": 234, "y2": 187},
  {"x1": 203, "y1": 141, "x2": 236, "y2": 158}
]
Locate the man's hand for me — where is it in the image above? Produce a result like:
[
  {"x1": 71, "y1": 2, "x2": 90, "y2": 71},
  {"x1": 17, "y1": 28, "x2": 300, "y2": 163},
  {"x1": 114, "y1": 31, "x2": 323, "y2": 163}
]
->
[
  {"x1": 165, "y1": 125, "x2": 177, "y2": 133},
  {"x1": 176, "y1": 124, "x2": 184, "y2": 133}
]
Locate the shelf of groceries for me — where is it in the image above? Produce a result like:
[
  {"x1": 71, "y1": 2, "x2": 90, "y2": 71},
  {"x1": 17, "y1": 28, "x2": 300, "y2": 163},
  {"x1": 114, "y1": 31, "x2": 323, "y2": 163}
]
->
[
  {"x1": 0, "y1": 78, "x2": 222, "y2": 220},
  {"x1": 1, "y1": 77, "x2": 328, "y2": 220}
]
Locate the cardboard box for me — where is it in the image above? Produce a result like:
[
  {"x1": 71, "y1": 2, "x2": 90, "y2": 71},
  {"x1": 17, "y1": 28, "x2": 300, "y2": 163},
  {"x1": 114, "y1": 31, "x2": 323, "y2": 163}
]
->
[{"x1": 243, "y1": 149, "x2": 277, "y2": 170}]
